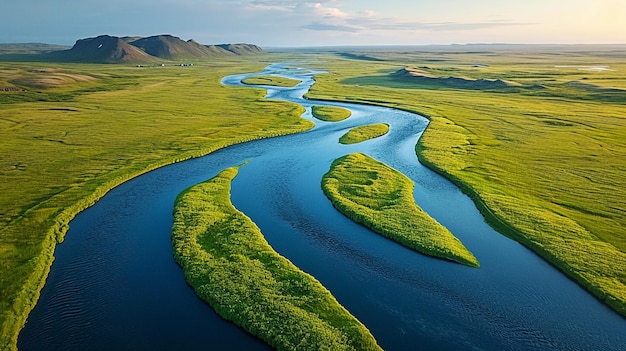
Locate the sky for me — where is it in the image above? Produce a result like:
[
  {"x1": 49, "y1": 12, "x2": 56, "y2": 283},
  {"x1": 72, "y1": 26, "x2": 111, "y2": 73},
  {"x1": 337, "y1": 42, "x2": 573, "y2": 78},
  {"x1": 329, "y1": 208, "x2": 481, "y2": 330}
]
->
[{"x1": 1, "y1": 0, "x2": 625, "y2": 47}]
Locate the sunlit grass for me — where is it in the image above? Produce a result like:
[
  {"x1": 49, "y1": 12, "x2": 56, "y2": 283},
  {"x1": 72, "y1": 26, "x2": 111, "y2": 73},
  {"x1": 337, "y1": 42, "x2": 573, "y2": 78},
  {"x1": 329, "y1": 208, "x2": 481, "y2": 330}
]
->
[
  {"x1": 322, "y1": 152, "x2": 479, "y2": 267},
  {"x1": 339, "y1": 123, "x2": 389, "y2": 144},
  {"x1": 241, "y1": 75, "x2": 301, "y2": 87},
  {"x1": 306, "y1": 50, "x2": 626, "y2": 316},
  {"x1": 172, "y1": 165, "x2": 382, "y2": 351},
  {"x1": 311, "y1": 105, "x2": 352, "y2": 122},
  {"x1": 0, "y1": 59, "x2": 314, "y2": 350}
]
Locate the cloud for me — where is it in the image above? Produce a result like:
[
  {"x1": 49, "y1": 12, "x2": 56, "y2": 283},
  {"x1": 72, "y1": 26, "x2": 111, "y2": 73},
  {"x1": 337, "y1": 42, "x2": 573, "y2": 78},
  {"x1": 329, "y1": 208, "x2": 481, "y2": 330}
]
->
[
  {"x1": 252, "y1": 1, "x2": 532, "y2": 35},
  {"x1": 353, "y1": 19, "x2": 532, "y2": 32},
  {"x1": 302, "y1": 22, "x2": 359, "y2": 32}
]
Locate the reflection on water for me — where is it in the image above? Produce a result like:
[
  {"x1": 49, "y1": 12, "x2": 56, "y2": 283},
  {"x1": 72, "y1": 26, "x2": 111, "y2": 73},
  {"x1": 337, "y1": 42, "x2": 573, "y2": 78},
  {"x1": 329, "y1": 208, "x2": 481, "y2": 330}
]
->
[{"x1": 19, "y1": 63, "x2": 626, "y2": 351}]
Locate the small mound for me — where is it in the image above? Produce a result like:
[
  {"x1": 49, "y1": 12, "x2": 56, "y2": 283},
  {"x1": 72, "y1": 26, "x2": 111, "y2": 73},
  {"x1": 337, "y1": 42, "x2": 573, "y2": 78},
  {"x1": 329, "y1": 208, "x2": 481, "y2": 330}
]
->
[
  {"x1": 9, "y1": 70, "x2": 98, "y2": 89},
  {"x1": 566, "y1": 81, "x2": 626, "y2": 93}
]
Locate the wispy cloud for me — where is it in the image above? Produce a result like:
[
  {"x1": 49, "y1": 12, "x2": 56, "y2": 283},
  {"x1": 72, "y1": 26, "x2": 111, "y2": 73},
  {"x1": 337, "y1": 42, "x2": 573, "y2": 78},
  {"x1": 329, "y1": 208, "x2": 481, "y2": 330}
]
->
[
  {"x1": 302, "y1": 22, "x2": 359, "y2": 32},
  {"x1": 296, "y1": 2, "x2": 531, "y2": 33}
]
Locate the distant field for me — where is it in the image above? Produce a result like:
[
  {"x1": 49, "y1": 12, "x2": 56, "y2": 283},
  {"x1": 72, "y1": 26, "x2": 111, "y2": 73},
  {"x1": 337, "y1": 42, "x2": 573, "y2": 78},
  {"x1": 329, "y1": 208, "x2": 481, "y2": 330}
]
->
[
  {"x1": 0, "y1": 59, "x2": 313, "y2": 350},
  {"x1": 305, "y1": 47, "x2": 626, "y2": 316}
]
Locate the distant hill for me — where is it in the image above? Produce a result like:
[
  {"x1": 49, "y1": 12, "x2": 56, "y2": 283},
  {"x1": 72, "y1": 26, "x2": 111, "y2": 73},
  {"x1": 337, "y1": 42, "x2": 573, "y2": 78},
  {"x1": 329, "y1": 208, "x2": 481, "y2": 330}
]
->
[
  {"x1": 129, "y1": 35, "x2": 215, "y2": 60},
  {"x1": 51, "y1": 34, "x2": 265, "y2": 63},
  {"x1": 56, "y1": 35, "x2": 157, "y2": 63},
  {"x1": 391, "y1": 66, "x2": 523, "y2": 90},
  {"x1": 0, "y1": 43, "x2": 70, "y2": 55},
  {"x1": 214, "y1": 43, "x2": 265, "y2": 55}
]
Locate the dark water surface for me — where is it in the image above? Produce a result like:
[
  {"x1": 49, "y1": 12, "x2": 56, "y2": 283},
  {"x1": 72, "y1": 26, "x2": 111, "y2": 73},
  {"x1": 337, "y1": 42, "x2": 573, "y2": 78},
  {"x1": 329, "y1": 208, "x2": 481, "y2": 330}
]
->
[{"x1": 19, "y1": 63, "x2": 626, "y2": 350}]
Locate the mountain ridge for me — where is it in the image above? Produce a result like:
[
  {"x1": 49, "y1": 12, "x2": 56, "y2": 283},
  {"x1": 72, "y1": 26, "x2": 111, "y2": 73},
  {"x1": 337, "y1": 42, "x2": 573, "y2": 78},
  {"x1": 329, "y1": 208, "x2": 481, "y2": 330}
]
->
[{"x1": 54, "y1": 34, "x2": 264, "y2": 63}]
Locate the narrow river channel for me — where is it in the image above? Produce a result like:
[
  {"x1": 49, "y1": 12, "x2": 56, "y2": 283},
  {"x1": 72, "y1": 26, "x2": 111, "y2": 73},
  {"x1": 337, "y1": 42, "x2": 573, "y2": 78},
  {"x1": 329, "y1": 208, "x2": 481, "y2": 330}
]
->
[{"x1": 19, "y1": 63, "x2": 626, "y2": 350}]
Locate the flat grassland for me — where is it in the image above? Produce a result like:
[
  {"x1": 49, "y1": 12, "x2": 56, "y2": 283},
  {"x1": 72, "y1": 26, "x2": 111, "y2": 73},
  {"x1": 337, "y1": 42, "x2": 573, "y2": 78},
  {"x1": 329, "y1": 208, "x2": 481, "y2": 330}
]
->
[
  {"x1": 339, "y1": 123, "x2": 389, "y2": 144},
  {"x1": 311, "y1": 105, "x2": 352, "y2": 121},
  {"x1": 0, "y1": 59, "x2": 313, "y2": 350},
  {"x1": 306, "y1": 46, "x2": 626, "y2": 316},
  {"x1": 242, "y1": 75, "x2": 301, "y2": 87},
  {"x1": 172, "y1": 165, "x2": 382, "y2": 351},
  {"x1": 322, "y1": 152, "x2": 479, "y2": 267}
]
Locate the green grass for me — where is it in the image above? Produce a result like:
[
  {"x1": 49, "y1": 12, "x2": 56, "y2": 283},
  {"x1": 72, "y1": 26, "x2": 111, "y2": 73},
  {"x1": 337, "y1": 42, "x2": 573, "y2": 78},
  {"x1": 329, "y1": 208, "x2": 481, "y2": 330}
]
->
[
  {"x1": 311, "y1": 105, "x2": 352, "y2": 122},
  {"x1": 305, "y1": 49, "x2": 626, "y2": 316},
  {"x1": 0, "y1": 59, "x2": 314, "y2": 350},
  {"x1": 172, "y1": 165, "x2": 382, "y2": 351},
  {"x1": 241, "y1": 75, "x2": 301, "y2": 87},
  {"x1": 322, "y1": 152, "x2": 479, "y2": 267},
  {"x1": 339, "y1": 123, "x2": 389, "y2": 144}
]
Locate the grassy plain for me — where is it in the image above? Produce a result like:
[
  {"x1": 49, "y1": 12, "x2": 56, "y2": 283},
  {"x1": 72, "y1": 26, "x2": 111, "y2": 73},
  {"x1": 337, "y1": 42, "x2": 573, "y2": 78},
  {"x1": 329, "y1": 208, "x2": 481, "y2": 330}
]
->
[
  {"x1": 311, "y1": 105, "x2": 352, "y2": 121},
  {"x1": 322, "y1": 152, "x2": 479, "y2": 267},
  {"x1": 0, "y1": 58, "x2": 314, "y2": 350},
  {"x1": 172, "y1": 165, "x2": 382, "y2": 351},
  {"x1": 241, "y1": 75, "x2": 301, "y2": 87},
  {"x1": 305, "y1": 46, "x2": 626, "y2": 316},
  {"x1": 339, "y1": 123, "x2": 389, "y2": 144}
]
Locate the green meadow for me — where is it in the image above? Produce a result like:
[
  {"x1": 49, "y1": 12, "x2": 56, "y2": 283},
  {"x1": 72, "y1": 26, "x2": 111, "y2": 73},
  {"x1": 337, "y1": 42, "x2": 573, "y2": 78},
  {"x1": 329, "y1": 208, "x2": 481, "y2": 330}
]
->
[
  {"x1": 0, "y1": 58, "x2": 314, "y2": 350},
  {"x1": 172, "y1": 165, "x2": 381, "y2": 351},
  {"x1": 2, "y1": 45, "x2": 626, "y2": 350},
  {"x1": 322, "y1": 152, "x2": 479, "y2": 267},
  {"x1": 241, "y1": 75, "x2": 301, "y2": 87},
  {"x1": 339, "y1": 123, "x2": 389, "y2": 144},
  {"x1": 305, "y1": 47, "x2": 626, "y2": 316},
  {"x1": 311, "y1": 105, "x2": 352, "y2": 122}
]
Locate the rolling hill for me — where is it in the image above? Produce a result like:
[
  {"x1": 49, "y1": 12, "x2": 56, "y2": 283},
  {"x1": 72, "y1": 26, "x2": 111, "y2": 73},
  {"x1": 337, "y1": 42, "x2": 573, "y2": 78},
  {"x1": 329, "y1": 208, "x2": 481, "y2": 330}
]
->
[
  {"x1": 56, "y1": 35, "x2": 157, "y2": 63},
  {"x1": 52, "y1": 34, "x2": 264, "y2": 63}
]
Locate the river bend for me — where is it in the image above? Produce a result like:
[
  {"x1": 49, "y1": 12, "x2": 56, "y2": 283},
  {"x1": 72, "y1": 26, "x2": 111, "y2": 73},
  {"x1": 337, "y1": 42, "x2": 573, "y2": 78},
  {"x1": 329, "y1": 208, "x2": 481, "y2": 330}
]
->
[{"x1": 19, "y1": 63, "x2": 626, "y2": 351}]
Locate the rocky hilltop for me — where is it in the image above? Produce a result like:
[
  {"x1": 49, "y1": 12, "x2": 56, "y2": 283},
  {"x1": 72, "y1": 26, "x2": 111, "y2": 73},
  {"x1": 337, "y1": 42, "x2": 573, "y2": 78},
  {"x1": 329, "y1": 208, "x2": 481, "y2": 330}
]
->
[{"x1": 55, "y1": 34, "x2": 264, "y2": 63}]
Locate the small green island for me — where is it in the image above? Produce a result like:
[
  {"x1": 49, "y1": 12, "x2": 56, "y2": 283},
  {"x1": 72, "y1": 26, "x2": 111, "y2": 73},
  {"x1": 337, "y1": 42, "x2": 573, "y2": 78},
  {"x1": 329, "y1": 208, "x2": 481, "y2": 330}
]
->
[
  {"x1": 311, "y1": 105, "x2": 352, "y2": 122},
  {"x1": 172, "y1": 165, "x2": 382, "y2": 351},
  {"x1": 241, "y1": 75, "x2": 301, "y2": 87},
  {"x1": 339, "y1": 123, "x2": 390, "y2": 144},
  {"x1": 322, "y1": 153, "x2": 479, "y2": 267}
]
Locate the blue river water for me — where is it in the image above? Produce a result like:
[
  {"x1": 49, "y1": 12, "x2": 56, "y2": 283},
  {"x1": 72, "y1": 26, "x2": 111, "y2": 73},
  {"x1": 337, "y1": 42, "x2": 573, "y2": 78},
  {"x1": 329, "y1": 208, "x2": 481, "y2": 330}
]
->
[{"x1": 18, "y1": 63, "x2": 626, "y2": 350}]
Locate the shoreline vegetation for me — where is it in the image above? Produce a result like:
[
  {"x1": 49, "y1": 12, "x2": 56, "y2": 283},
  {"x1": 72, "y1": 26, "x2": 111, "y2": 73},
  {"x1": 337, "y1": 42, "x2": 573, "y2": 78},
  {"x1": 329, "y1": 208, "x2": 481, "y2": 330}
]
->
[
  {"x1": 241, "y1": 75, "x2": 302, "y2": 87},
  {"x1": 322, "y1": 152, "x2": 480, "y2": 267},
  {"x1": 0, "y1": 60, "x2": 314, "y2": 350},
  {"x1": 172, "y1": 165, "x2": 382, "y2": 351},
  {"x1": 305, "y1": 50, "x2": 626, "y2": 317},
  {"x1": 311, "y1": 105, "x2": 352, "y2": 122},
  {"x1": 339, "y1": 123, "x2": 390, "y2": 144}
]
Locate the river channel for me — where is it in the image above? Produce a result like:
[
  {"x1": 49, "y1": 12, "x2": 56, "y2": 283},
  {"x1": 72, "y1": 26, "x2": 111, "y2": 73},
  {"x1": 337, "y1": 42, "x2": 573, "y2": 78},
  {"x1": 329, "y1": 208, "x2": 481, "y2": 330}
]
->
[{"x1": 19, "y1": 63, "x2": 626, "y2": 350}]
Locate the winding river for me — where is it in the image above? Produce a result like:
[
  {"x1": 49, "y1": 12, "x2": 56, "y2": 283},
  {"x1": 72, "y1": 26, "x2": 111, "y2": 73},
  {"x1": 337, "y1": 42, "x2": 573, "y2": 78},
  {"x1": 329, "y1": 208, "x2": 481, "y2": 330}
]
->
[{"x1": 19, "y1": 63, "x2": 626, "y2": 350}]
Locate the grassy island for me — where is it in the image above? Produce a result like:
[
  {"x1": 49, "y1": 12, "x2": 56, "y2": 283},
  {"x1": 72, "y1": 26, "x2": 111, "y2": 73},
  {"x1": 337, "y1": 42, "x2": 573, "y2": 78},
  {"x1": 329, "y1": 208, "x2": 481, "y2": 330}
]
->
[
  {"x1": 306, "y1": 50, "x2": 626, "y2": 316},
  {"x1": 172, "y1": 166, "x2": 382, "y2": 351},
  {"x1": 339, "y1": 123, "x2": 389, "y2": 144},
  {"x1": 242, "y1": 75, "x2": 301, "y2": 87},
  {"x1": 311, "y1": 105, "x2": 352, "y2": 122},
  {"x1": 322, "y1": 153, "x2": 479, "y2": 267}
]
